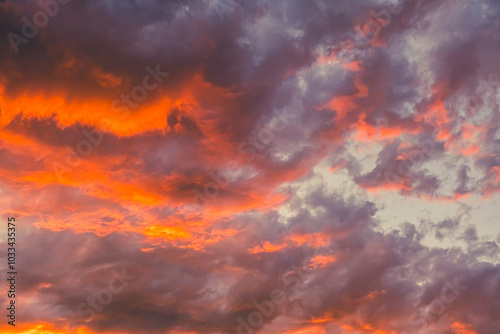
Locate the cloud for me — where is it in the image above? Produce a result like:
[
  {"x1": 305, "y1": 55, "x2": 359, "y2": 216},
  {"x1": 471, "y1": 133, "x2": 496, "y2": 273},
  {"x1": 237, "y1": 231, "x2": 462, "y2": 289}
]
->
[{"x1": 1, "y1": 0, "x2": 500, "y2": 333}]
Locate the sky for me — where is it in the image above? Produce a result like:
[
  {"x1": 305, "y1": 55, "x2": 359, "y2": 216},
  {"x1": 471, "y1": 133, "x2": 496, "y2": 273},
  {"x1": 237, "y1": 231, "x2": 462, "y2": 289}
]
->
[{"x1": 1, "y1": 0, "x2": 500, "y2": 333}]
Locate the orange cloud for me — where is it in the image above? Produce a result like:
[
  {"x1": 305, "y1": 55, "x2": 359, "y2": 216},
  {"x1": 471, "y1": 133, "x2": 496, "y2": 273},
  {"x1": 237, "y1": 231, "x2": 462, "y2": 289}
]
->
[
  {"x1": 248, "y1": 241, "x2": 288, "y2": 254},
  {"x1": 451, "y1": 322, "x2": 477, "y2": 334}
]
